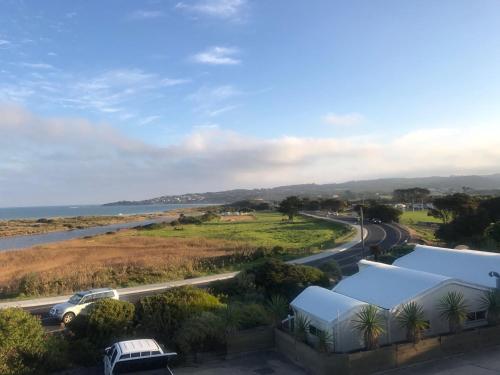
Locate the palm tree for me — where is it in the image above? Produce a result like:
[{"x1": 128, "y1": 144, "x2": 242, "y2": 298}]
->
[
  {"x1": 480, "y1": 290, "x2": 500, "y2": 326},
  {"x1": 316, "y1": 329, "x2": 334, "y2": 353},
  {"x1": 294, "y1": 314, "x2": 310, "y2": 343},
  {"x1": 266, "y1": 295, "x2": 289, "y2": 327},
  {"x1": 396, "y1": 302, "x2": 429, "y2": 343},
  {"x1": 352, "y1": 305, "x2": 385, "y2": 350},
  {"x1": 437, "y1": 291, "x2": 468, "y2": 333}
]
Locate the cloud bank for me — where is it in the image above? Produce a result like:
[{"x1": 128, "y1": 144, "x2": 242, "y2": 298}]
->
[{"x1": 1, "y1": 105, "x2": 500, "y2": 206}]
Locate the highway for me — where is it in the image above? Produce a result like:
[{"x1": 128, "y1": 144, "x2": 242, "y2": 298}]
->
[
  {"x1": 16, "y1": 214, "x2": 409, "y2": 332},
  {"x1": 305, "y1": 215, "x2": 410, "y2": 275}
]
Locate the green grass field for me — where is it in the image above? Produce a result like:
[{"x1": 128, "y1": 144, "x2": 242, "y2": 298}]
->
[
  {"x1": 141, "y1": 212, "x2": 354, "y2": 251},
  {"x1": 400, "y1": 210, "x2": 442, "y2": 243},
  {"x1": 400, "y1": 210, "x2": 443, "y2": 225}
]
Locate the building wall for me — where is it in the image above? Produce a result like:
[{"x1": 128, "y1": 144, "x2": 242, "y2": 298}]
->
[{"x1": 385, "y1": 282, "x2": 489, "y2": 345}]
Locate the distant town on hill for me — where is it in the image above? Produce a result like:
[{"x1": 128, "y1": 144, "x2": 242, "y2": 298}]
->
[{"x1": 103, "y1": 173, "x2": 500, "y2": 206}]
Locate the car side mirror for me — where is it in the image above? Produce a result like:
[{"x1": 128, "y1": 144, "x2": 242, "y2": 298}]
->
[{"x1": 104, "y1": 347, "x2": 111, "y2": 356}]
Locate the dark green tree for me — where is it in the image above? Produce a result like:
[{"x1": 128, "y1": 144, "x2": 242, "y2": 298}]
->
[{"x1": 278, "y1": 196, "x2": 302, "y2": 221}]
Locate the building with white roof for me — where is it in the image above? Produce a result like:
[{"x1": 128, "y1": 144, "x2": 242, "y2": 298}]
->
[
  {"x1": 290, "y1": 286, "x2": 368, "y2": 352},
  {"x1": 393, "y1": 244, "x2": 500, "y2": 289},
  {"x1": 291, "y1": 259, "x2": 490, "y2": 352}
]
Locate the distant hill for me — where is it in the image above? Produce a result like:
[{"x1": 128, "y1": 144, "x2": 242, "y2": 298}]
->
[{"x1": 103, "y1": 173, "x2": 500, "y2": 205}]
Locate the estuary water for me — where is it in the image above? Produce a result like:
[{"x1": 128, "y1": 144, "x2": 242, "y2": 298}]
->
[
  {"x1": 0, "y1": 203, "x2": 208, "y2": 252},
  {"x1": 0, "y1": 204, "x2": 205, "y2": 220}
]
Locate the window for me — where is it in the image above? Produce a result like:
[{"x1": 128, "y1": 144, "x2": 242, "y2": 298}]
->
[
  {"x1": 111, "y1": 349, "x2": 118, "y2": 363},
  {"x1": 140, "y1": 351, "x2": 151, "y2": 357},
  {"x1": 467, "y1": 311, "x2": 487, "y2": 322},
  {"x1": 131, "y1": 352, "x2": 140, "y2": 358},
  {"x1": 309, "y1": 325, "x2": 320, "y2": 336},
  {"x1": 120, "y1": 354, "x2": 130, "y2": 360},
  {"x1": 151, "y1": 350, "x2": 161, "y2": 355}
]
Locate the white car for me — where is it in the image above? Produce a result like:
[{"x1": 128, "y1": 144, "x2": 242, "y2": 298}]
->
[
  {"x1": 49, "y1": 288, "x2": 119, "y2": 324},
  {"x1": 104, "y1": 339, "x2": 177, "y2": 375}
]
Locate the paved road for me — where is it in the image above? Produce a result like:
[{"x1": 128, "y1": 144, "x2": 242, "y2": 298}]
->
[
  {"x1": 305, "y1": 215, "x2": 410, "y2": 275},
  {"x1": 14, "y1": 214, "x2": 409, "y2": 332}
]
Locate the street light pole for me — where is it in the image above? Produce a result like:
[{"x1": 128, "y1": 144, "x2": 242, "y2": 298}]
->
[{"x1": 360, "y1": 205, "x2": 365, "y2": 259}]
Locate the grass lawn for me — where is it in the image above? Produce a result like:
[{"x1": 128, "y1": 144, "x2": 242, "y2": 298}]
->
[
  {"x1": 400, "y1": 210, "x2": 443, "y2": 225},
  {"x1": 400, "y1": 210, "x2": 442, "y2": 243},
  {"x1": 139, "y1": 212, "x2": 354, "y2": 251}
]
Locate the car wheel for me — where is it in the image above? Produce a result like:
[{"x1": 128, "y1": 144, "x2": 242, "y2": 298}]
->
[{"x1": 62, "y1": 312, "x2": 75, "y2": 325}]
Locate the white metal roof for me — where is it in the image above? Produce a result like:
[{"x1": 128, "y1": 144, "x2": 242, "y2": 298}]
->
[
  {"x1": 291, "y1": 286, "x2": 367, "y2": 324},
  {"x1": 117, "y1": 339, "x2": 161, "y2": 355},
  {"x1": 393, "y1": 245, "x2": 500, "y2": 289},
  {"x1": 332, "y1": 260, "x2": 451, "y2": 310}
]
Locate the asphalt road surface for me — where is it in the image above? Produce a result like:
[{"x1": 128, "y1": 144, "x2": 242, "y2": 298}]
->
[
  {"x1": 305, "y1": 215, "x2": 410, "y2": 274},
  {"x1": 25, "y1": 215, "x2": 409, "y2": 332}
]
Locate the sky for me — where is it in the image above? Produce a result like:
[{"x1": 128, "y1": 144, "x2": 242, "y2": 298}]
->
[{"x1": 1, "y1": 0, "x2": 500, "y2": 206}]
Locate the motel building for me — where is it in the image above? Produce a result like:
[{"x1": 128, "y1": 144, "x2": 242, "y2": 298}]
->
[{"x1": 291, "y1": 245, "x2": 500, "y2": 353}]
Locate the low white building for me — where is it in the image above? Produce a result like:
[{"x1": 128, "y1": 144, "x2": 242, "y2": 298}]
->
[
  {"x1": 393, "y1": 244, "x2": 500, "y2": 289},
  {"x1": 291, "y1": 258, "x2": 491, "y2": 352},
  {"x1": 290, "y1": 286, "x2": 368, "y2": 352}
]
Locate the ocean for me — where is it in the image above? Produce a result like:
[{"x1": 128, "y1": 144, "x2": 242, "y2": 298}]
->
[{"x1": 0, "y1": 204, "x2": 208, "y2": 220}]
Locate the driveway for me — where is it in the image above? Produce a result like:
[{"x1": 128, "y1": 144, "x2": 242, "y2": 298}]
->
[{"x1": 176, "y1": 351, "x2": 306, "y2": 375}]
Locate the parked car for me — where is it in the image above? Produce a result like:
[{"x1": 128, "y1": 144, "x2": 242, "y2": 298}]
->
[
  {"x1": 104, "y1": 339, "x2": 177, "y2": 375},
  {"x1": 49, "y1": 288, "x2": 119, "y2": 324}
]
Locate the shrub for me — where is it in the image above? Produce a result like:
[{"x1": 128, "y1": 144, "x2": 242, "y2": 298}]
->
[
  {"x1": 174, "y1": 312, "x2": 226, "y2": 357},
  {"x1": 200, "y1": 211, "x2": 220, "y2": 222},
  {"x1": 266, "y1": 295, "x2": 289, "y2": 327},
  {"x1": 480, "y1": 290, "x2": 500, "y2": 325},
  {"x1": 246, "y1": 259, "x2": 330, "y2": 300},
  {"x1": 67, "y1": 299, "x2": 135, "y2": 363},
  {"x1": 318, "y1": 260, "x2": 342, "y2": 283},
  {"x1": 233, "y1": 303, "x2": 270, "y2": 330},
  {"x1": 0, "y1": 308, "x2": 46, "y2": 375},
  {"x1": 136, "y1": 286, "x2": 224, "y2": 343}
]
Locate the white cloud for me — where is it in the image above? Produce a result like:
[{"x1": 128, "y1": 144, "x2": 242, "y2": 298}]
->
[
  {"x1": 139, "y1": 115, "x2": 161, "y2": 126},
  {"x1": 0, "y1": 39, "x2": 11, "y2": 48},
  {"x1": 192, "y1": 46, "x2": 241, "y2": 65},
  {"x1": 129, "y1": 10, "x2": 165, "y2": 20},
  {"x1": 2, "y1": 105, "x2": 500, "y2": 206},
  {"x1": 175, "y1": 0, "x2": 246, "y2": 20},
  {"x1": 323, "y1": 112, "x2": 364, "y2": 126},
  {"x1": 47, "y1": 52, "x2": 57, "y2": 56},
  {"x1": 0, "y1": 68, "x2": 190, "y2": 119},
  {"x1": 19, "y1": 62, "x2": 54, "y2": 70},
  {"x1": 187, "y1": 85, "x2": 240, "y2": 115}
]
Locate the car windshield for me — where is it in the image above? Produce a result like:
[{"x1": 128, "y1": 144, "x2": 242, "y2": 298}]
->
[{"x1": 68, "y1": 293, "x2": 83, "y2": 304}]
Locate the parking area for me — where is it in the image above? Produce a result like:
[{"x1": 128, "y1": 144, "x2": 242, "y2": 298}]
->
[
  {"x1": 55, "y1": 351, "x2": 306, "y2": 375},
  {"x1": 176, "y1": 351, "x2": 306, "y2": 375},
  {"x1": 381, "y1": 344, "x2": 500, "y2": 375}
]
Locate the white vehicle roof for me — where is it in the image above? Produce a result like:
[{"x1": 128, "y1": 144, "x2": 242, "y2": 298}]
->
[
  {"x1": 117, "y1": 339, "x2": 162, "y2": 355},
  {"x1": 394, "y1": 245, "x2": 500, "y2": 288},
  {"x1": 291, "y1": 286, "x2": 367, "y2": 324},
  {"x1": 333, "y1": 260, "x2": 453, "y2": 310},
  {"x1": 76, "y1": 288, "x2": 116, "y2": 295}
]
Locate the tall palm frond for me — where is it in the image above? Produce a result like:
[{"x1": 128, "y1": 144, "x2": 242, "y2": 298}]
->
[
  {"x1": 396, "y1": 302, "x2": 428, "y2": 343},
  {"x1": 437, "y1": 291, "x2": 468, "y2": 333},
  {"x1": 352, "y1": 305, "x2": 385, "y2": 350}
]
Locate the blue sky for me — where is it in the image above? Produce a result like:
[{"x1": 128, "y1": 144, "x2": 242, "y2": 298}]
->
[{"x1": 1, "y1": 0, "x2": 500, "y2": 205}]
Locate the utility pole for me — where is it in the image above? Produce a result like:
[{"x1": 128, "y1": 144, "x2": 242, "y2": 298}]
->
[{"x1": 360, "y1": 205, "x2": 365, "y2": 259}]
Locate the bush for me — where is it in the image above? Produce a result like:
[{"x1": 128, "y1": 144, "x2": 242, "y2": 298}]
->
[
  {"x1": 178, "y1": 214, "x2": 202, "y2": 225},
  {"x1": 200, "y1": 211, "x2": 220, "y2": 222},
  {"x1": 136, "y1": 286, "x2": 224, "y2": 344},
  {"x1": 232, "y1": 303, "x2": 270, "y2": 329},
  {"x1": 209, "y1": 272, "x2": 260, "y2": 302},
  {"x1": 318, "y1": 260, "x2": 342, "y2": 283},
  {"x1": 246, "y1": 259, "x2": 330, "y2": 300},
  {"x1": 0, "y1": 308, "x2": 47, "y2": 375},
  {"x1": 174, "y1": 312, "x2": 225, "y2": 356},
  {"x1": 67, "y1": 299, "x2": 135, "y2": 363}
]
